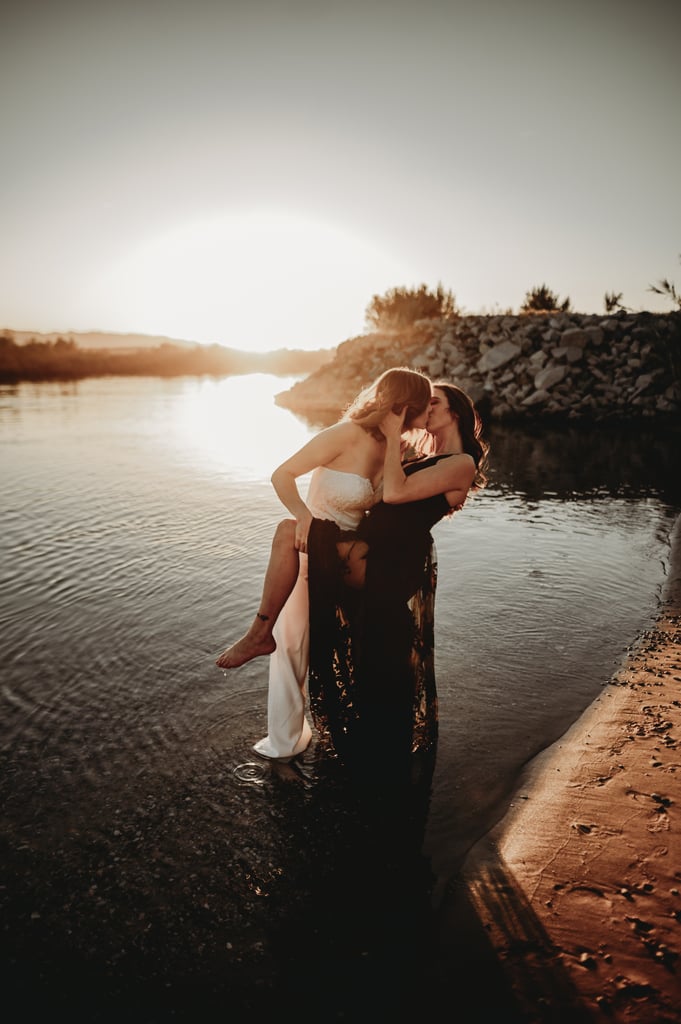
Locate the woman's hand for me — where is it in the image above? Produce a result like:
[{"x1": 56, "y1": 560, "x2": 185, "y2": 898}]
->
[
  {"x1": 378, "y1": 408, "x2": 407, "y2": 441},
  {"x1": 294, "y1": 509, "x2": 314, "y2": 552}
]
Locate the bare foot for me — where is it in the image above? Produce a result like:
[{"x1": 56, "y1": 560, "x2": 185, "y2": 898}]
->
[{"x1": 216, "y1": 632, "x2": 276, "y2": 669}]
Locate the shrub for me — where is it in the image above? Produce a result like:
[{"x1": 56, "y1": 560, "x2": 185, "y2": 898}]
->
[
  {"x1": 520, "y1": 284, "x2": 571, "y2": 313},
  {"x1": 604, "y1": 291, "x2": 626, "y2": 313},
  {"x1": 649, "y1": 254, "x2": 681, "y2": 310},
  {"x1": 365, "y1": 283, "x2": 459, "y2": 331}
]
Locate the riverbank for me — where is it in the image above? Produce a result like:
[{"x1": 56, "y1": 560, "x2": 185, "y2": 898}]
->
[
  {"x1": 0, "y1": 330, "x2": 331, "y2": 382},
  {"x1": 455, "y1": 512, "x2": 681, "y2": 1022}
]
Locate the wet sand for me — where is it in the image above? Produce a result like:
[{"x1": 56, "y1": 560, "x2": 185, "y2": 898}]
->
[{"x1": 455, "y1": 513, "x2": 681, "y2": 1022}]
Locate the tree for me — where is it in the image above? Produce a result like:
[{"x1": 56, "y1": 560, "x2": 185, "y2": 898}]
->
[
  {"x1": 648, "y1": 254, "x2": 681, "y2": 310},
  {"x1": 604, "y1": 291, "x2": 626, "y2": 313},
  {"x1": 520, "y1": 284, "x2": 571, "y2": 313},
  {"x1": 364, "y1": 282, "x2": 460, "y2": 331}
]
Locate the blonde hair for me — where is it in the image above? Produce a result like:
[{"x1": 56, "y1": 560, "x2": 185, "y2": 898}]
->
[{"x1": 343, "y1": 367, "x2": 432, "y2": 435}]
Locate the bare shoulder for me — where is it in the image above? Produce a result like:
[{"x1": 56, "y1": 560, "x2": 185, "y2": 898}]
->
[
  {"x1": 327, "y1": 420, "x2": 369, "y2": 445},
  {"x1": 303, "y1": 420, "x2": 368, "y2": 461},
  {"x1": 323, "y1": 420, "x2": 358, "y2": 439}
]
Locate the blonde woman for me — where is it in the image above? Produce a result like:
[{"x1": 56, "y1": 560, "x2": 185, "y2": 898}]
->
[{"x1": 216, "y1": 367, "x2": 434, "y2": 760}]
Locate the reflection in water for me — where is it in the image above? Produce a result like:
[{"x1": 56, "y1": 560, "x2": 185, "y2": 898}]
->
[
  {"x1": 0, "y1": 375, "x2": 679, "y2": 1018},
  {"x1": 169, "y1": 374, "x2": 314, "y2": 479},
  {"x1": 486, "y1": 420, "x2": 681, "y2": 503},
  {"x1": 290, "y1": 402, "x2": 681, "y2": 504},
  {"x1": 255, "y1": 744, "x2": 440, "y2": 1018}
]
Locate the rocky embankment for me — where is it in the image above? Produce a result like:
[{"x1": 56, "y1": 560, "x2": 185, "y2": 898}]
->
[{"x1": 276, "y1": 311, "x2": 681, "y2": 422}]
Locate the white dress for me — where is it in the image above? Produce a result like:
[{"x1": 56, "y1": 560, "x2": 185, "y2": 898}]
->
[{"x1": 253, "y1": 467, "x2": 378, "y2": 760}]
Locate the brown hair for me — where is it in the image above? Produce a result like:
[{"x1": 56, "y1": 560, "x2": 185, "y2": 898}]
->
[
  {"x1": 343, "y1": 367, "x2": 432, "y2": 435},
  {"x1": 432, "y1": 380, "x2": 490, "y2": 489}
]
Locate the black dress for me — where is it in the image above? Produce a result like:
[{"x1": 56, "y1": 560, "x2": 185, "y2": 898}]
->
[{"x1": 307, "y1": 455, "x2": 453, "y2": 779}]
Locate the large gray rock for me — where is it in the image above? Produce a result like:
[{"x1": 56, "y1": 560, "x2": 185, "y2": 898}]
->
[
  {"x1": 561, "y1": 328, "x2": 589, "y2": 348},
  {"x1": 522, "y1": 389, "x2": 551, "y2": 407},
  {"x1": 633, "y1": 373, "x2": 655, "y2": 394},
  {"x1": 565, "y1": 346, "x2": 584, "y2": 364},
  {"x1": 529, "y1": 349, "x2": 548, "y2": 368},
  {"x1": 476, "y1": 340, "x2": 522, "y2": 373},
  {"x1": 584, "y1": 327, "x2": 604, "y2": 346},
  {"x1": 534, "y1": 364, "x2": 568, "y2": 390}
]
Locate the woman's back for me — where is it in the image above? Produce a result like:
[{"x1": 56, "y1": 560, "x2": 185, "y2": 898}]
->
[{"x1": 359, "y1": 454, "x2": 452, "y2": 602}]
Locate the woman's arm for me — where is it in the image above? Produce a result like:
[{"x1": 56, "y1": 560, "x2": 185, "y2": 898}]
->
[
  {"x1": 270, "y1": 421, "x2": 358, "y2": 549},
  {"x1": 379, "y1": 410, "x2": 409, "y2": 499},
  {"x1": 380, "y1": 410, "x2": 475, "y2": 506}
]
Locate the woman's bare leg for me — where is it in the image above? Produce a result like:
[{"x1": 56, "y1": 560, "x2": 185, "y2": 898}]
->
[{"x1": 216, "y1": 519, "x2": 300, "y2": 668}]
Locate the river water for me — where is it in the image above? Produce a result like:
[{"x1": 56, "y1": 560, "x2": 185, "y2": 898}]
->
[{"x1": 1, "y1": 373, "x2": 679, "y2": 1020}]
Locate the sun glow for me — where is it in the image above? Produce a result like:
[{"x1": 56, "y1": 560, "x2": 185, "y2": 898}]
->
[
  {"x1": 170, "y1": 374, "x2": 316, "y2": 480},
  {"x1": 85, "y1": 210, "x2": 411, "y2": 352}
]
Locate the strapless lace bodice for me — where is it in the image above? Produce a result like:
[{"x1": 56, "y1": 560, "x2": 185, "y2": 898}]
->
[{"x1": 306, "y1": 467, "x2": 377, "y2": 531}]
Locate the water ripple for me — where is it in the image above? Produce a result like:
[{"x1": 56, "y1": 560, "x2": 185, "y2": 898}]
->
[
  {"x1": 233, "y1": 762, "x2": 267, "y2": 785},
  {"x1": 1, "y1": 376, "x2": 679, "y2": 911}
]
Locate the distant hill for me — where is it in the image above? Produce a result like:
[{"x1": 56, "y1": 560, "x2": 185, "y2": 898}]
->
[
  {"x1": 6, "y1": 329, "x2": 213, "y2": 351},
  {"x1": 3, "y1": 328, "x2": 337, "y2": 359},
  {"x1": 0, "y1": 328, "x2": 336, "y2": 382}
]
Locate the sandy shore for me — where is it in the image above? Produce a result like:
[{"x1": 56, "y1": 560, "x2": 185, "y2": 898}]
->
[{"x1": 458, "y1": 512, "x2": 681, "y2": 1022}]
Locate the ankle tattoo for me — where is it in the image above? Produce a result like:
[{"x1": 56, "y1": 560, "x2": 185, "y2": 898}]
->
[{"x1": 256, "y1": 613, "x2": 270, "y2": 622}]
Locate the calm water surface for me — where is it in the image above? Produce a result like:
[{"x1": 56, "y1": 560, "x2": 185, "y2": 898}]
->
[{"x1": 1, "y1": 374, "x2": 679, "y2": 1018}]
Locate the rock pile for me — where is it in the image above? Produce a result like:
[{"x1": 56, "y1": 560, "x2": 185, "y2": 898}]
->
[{"x1": 276, "y1": 311, "x2": 681, "y2": 422}]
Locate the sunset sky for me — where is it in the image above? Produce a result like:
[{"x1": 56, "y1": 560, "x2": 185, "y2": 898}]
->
[{"x1": 2, "y1": 0, "x2": 679, "y2": 352}]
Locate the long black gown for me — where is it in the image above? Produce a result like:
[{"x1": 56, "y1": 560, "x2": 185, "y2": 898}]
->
[{"x1": 306, "y1": 454, "x2": 453, "y2": 781}]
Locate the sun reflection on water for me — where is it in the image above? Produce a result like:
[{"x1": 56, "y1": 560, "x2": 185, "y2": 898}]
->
[{"x1": 169, "y1": 373, "x2": 317, "y2": 480}]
